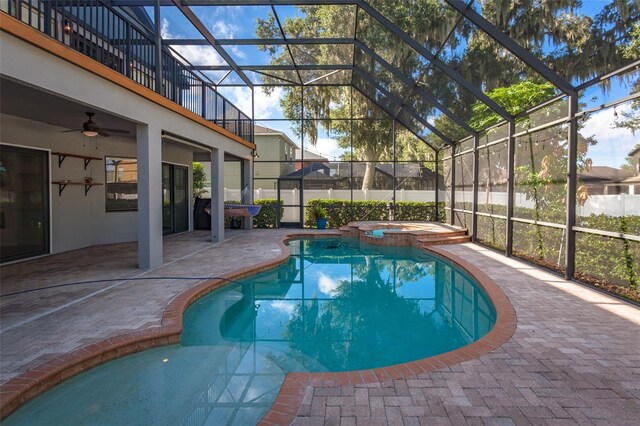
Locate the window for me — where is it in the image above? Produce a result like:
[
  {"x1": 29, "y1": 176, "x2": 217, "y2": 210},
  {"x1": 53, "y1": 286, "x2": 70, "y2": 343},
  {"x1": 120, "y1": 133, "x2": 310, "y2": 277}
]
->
[{"x1": 105, "y1": 157, "x2": 137, "y2": 211}]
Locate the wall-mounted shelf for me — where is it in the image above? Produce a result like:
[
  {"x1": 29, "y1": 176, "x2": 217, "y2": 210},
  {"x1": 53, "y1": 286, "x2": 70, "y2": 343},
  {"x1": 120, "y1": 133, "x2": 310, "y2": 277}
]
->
[
  {"x1": 52, "y1": 152, "x2": 102, "y2": 170},
  {"x1": 52, "y1": 181, "x2": 103, "y2": 196}
]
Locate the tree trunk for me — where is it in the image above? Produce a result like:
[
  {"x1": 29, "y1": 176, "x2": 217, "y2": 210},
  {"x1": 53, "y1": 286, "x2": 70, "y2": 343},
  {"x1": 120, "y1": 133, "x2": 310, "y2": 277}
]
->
[{"x1": 362, "y1": 162, "x2": 375, "y2": 190}]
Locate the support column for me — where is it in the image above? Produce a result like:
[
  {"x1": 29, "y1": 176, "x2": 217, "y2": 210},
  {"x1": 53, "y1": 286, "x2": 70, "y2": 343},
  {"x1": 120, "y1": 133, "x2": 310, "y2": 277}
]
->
[
  {"x1": 137, "y1": 123, "x2": 163, "y2": 269},
  {"x1": 154, "y1": 0, "x2": 163, "y2": 95},
  {"x1": 450, "y1": 150, "x2": 456, "y2": 226},
  {"x1": 565, "y1": 93, "x2": 578, "y2": 279},
  {"x1": 434, "y1": 150, "x2": 439, "y2": 222},
  {"x1": 242, "y1": 157, "x2": 253, "y2": 230},
  {"x1": 472, "y1": 134, "x2": 480, "y2": 242},
  {"x1": 506, "y1": 120, "x2": 516, "y2": 257},
  {"x1": 392, "y1": 119, "x2": 396, "y2": 220},
  {"x1": 210, "y1": 149, "x2": 224, "y2": 242}
]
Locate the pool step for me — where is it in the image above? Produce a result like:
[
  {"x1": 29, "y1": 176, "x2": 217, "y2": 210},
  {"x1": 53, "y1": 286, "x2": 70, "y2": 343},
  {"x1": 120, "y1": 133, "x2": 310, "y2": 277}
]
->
[
  {"x1": 418, "y1": 233, "x2": 471, "y2": 246},
  {"x1": 417, "y1": 229, "x2": 467, "y2": 237}
]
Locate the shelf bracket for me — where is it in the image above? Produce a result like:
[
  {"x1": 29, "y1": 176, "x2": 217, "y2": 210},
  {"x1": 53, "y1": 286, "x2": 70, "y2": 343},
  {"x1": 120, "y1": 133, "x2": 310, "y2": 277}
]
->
[
  {"x1": 84, "y1": 158, "x2": 92, "y2": 170},
  {"x1": 58, "y1": 154, "x2": 67, "y2": 168},
  {"x1": 84, "y1": 184, "x2": 95, "y2": 196},
  {"x1": 58, "y1": 182, "x2": 68, "y2": 196}
]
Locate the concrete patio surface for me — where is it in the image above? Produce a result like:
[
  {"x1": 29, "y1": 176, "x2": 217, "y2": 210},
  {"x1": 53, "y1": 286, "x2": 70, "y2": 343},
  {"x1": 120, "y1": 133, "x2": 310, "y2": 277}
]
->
[{"x1": 1, "y1": 229, "x2": 639, "y2": 425}]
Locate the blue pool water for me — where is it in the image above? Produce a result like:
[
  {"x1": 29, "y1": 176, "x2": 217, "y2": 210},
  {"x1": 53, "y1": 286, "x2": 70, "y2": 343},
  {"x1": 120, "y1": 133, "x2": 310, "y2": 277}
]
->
[
  {"x1": 370, "y1": 228, "x2": 404, "y2": 237},
  {"x1": 6, "y1": 238, "x2": 495, "y2": 425}
]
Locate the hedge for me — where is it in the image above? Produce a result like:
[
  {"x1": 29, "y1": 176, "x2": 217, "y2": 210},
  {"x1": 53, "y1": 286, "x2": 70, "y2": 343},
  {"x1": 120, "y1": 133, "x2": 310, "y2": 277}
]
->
[
  {"x1": 253, "y1": 199, "x2": 283, "y2": 229},
  {"x1": 304, "y1": 199, "x2": 444, "y2": 228}
]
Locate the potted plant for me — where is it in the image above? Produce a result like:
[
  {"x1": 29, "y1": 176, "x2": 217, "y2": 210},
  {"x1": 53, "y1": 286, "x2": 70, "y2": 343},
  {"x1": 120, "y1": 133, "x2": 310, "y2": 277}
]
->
[{"x1": 310, "y1": 205, "x2": 328, "y2": 230}]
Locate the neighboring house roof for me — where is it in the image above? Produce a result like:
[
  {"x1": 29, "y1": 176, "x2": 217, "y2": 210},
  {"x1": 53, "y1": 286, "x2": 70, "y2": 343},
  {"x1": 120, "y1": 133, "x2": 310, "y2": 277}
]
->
[
  {"x1": 254, "y1": 124, "x2": 298, "y2": 147},
  {"x1": 284, "y1": 163, "x2": 331, "y2": 179},
  {"x1": 254, "y1": 124, "x2": 281, "y2": 134},
  {"x1": 284, "y1": 162, "x2": 436, "y2": 179},
  {"x1": 578, "y1": 166, "x2": 633, "y2": 183},
  {"x1": 302, "y1": 170, "x2": 336, "y2": 181},
  {"x1": 621, "y1": 175, "x2": 640, "y2": 184},
  {"x1": 295, "y1": 148, "x2": 329, "y2": 162},
  {"x1": 628, "y1": 145, "x2": 640, "y2": 157}
]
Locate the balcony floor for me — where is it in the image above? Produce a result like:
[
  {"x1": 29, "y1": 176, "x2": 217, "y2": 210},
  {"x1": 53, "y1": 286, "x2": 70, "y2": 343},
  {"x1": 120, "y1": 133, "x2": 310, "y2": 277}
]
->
[{"x1": 1, "y1": 229, "x2": 639, "y2": 424}]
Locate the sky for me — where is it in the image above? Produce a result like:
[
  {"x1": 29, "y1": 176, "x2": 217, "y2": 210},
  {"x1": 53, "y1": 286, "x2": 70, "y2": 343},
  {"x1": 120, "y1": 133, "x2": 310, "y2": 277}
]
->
[
  {"x1": 153, "y1": 2, "x2": 638, "y2": 168},
  {"x1": 581, "y1": 102, "x2": 639, "y2": 168}
]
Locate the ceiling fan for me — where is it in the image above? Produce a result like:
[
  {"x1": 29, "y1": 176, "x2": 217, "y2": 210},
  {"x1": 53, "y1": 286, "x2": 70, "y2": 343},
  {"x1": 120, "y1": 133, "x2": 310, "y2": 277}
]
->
[{"x1": 61, "y1": 112, "x2": 130, "y2": 137}]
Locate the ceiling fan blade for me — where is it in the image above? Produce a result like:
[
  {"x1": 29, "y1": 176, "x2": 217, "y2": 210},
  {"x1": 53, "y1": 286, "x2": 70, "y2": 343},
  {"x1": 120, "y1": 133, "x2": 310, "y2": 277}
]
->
[
  {"x1": 61, "y1": 129, "x2": 81, "y2": 133},
  {"x1": 98, "y1": 130, "x2": 111, "y2": 137},
  {"x1": 101, "y1": 128, "x2": 130, "y2": 134}
]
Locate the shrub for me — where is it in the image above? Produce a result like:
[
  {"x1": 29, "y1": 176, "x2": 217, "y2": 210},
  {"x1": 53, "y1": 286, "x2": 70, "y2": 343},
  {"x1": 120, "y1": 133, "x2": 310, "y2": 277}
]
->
[
  {"x1": 304, "y1": 199, "x2": 443, "y2": 228},
  {"x1": 192, "y1": 162, "x2": 207, "y2": 199},
  {"x1": 253, "y1": 199, "x2": 283, "y2": 229}
]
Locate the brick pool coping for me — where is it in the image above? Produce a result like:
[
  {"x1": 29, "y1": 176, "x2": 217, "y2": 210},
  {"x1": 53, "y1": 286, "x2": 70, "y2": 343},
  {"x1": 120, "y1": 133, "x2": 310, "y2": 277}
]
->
[{"x1": 0, "y1": 230, "x2": 516, "y2": 423}]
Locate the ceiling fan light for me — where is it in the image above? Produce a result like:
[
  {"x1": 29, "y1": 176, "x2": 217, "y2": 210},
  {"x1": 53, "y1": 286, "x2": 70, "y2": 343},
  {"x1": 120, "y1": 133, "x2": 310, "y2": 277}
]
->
[{"x1": 82, "y1": 130, "x2": 99, "y2": 137}]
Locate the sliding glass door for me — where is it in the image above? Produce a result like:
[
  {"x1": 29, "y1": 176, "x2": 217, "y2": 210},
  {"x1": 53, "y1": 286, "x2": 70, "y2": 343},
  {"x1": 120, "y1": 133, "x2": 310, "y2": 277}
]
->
[
  {"x1": 162, "y1": 163, "x2": 189, "y2": 234},
  {"x1": 0, "y1": 145, "x2": 50, "y2": 262}
]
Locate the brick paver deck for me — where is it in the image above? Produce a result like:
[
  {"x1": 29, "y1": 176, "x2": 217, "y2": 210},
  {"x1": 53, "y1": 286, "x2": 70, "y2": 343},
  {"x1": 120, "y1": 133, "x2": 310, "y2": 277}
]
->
[{"x1": 1, "y1": 230, "x2": 639, "y2": 424}]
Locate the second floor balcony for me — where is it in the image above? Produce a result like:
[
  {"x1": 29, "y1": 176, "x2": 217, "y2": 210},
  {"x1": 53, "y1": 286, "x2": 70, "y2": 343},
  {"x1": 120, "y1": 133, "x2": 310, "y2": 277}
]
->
[{"x1": 1, "y1": 0, "x2": 254, "y2": 144}]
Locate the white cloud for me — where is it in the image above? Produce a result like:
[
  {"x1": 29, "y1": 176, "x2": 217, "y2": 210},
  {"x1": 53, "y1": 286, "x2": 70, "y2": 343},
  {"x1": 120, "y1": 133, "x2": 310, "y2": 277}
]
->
[
  {"x1": 313, "y1": 137, "x2": 347, "y2": 161},
  {"x1": 580, "y1": 103, "x2": 639, "y2": 168},
  {"x1": 211, "y1": 21, "x2": 239, "y2": 39},
  {"x1": 161, "y1": 19, "x2": 225, "y2": 66},
  {"x1": 210, "y1": 21, "x2": 246, "y2": 59},
  {"x1": 317, "y1": 273, "x2": 349, "y2": 296},
  {"x1": 268, "y1": 300, "x2": 295, "y2": 315},
  {"x1": 223, "y1": 86, "x2": 284, "y2": 119}
]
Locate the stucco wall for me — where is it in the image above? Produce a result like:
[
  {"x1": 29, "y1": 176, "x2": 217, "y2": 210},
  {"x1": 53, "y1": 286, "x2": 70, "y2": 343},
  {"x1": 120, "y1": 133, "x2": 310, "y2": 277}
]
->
[
  {"x1": 1, "y1": 32, "x2": 253, "y2": 262},
  {"x1": 1, "y1": 114, "x2": 138, "y2": 253}
]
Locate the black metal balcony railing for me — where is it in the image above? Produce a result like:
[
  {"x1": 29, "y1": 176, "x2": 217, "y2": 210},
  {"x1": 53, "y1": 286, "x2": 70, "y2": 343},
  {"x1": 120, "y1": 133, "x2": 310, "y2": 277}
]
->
[{"x1": 2, "y1": 0, "x2": 254, "y2": 144}]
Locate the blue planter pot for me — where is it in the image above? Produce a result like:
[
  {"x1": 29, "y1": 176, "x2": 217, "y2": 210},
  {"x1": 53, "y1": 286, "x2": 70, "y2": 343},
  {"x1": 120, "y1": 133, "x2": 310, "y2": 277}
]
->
[{"x1": 316, "y1": 218, "x2": 327, "y2": 230}]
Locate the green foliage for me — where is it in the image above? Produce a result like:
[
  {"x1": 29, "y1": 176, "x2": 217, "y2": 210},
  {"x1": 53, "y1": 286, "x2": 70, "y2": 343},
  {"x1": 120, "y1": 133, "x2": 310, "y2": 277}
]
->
[
  {"x1": 615, "y1": 106, "x2": 640, "y2": 135},
  {"x1": 574, "y1": 214, "x2": 640, "y2": 292},
  {"x1": 620, "y1": 143, "x2": 640, "y2": 171},
  {"x1": 252, "y1": 199, "x2": 283, "y2": 229},
  {"x1": 469, "y1": 81, "x2": 556, "y2": 130},
  {"x1": 621, "y1": 20, "x2": 640, "y2": 60},
  {"x1": 454, "y1": 201, "x2": 639, "y2": 293},
  {"x1": 620, "y1": 217, "x2": 639, "y2": 290},
  {"x1": 613, "y1": 22, "x2": 640, "y2": 134},
  {"x1": 304, "y1": 199, "x2": 442, "y2": 228},
  {"x1": 192, "y1": 162, "x2": 207, "y2": 199},
  {"x1": 395, "y1": 202, "x2": 446, "y2": 222}
]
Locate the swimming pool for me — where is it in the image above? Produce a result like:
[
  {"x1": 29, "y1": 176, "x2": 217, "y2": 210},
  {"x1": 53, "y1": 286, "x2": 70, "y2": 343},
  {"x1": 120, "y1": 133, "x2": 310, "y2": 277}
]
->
[{"x1": 6, "y1": 238, "x2": 496, "y2": 425}]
